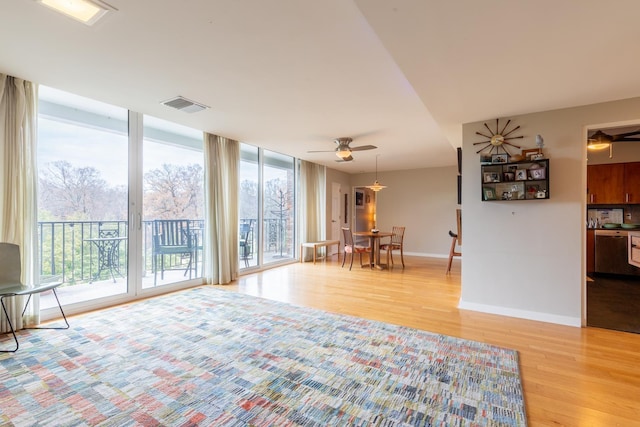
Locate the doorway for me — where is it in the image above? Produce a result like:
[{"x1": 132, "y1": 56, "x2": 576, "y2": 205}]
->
[{"x1": 585, "y1": 122, "x2": 640, "y2": 334}]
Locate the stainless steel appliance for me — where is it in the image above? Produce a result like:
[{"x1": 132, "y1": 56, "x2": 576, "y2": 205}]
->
[{"x1": 595, "y1": 229, "x2": 640, "y2": 275}]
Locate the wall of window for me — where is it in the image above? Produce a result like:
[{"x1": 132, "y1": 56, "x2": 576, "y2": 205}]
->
[
  {"x1": 37, "y1": 86, "x2": 204, "y2": 315},
  {"x1": 239, "y1": 144, "x2": 297, "y2": 269}
]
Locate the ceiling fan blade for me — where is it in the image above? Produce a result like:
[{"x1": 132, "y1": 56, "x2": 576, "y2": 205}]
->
[
  {"x1": 307, "y1": 150, "x2": 335, "y2": 153},
  {"x1": 350, "y1": 145, "x2": 377, "y2": 151},
  {"x1": 612, "y1": 130, "x2": 640, "y2": 140},
  {"x1": 617, "y1": 137, "x2": 640, "y2": 142},
  {"x1": 335, "y1": 156, "x2": 354, "y2": 162}
]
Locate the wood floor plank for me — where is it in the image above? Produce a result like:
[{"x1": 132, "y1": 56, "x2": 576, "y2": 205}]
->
[{"x1": 217, "y1": 255, "x2": 640, "y2": 426}]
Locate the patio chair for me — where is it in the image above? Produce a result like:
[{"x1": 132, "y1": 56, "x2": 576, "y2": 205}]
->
[
  {"x1": 152, "y1": 219, "x2": 195, "y2": 285},
  {"x1": 0, "y1": 242, "x2": 69, "y2": 352},
  {"x1": 239, "y1": 220, "x2": 255, "y2": 267}
]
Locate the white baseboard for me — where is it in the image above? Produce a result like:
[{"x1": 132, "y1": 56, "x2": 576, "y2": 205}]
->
[
  {"x1": 458, "y1": 299, "x2": 582, "y2": 327},
  {"x1": 404, "y1": 251, "x2": 453, "y2": 259}
]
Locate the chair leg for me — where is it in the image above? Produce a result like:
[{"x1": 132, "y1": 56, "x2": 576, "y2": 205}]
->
[
  {"x1": 446, "y1": 237, "x2": 456, "y2": 273},
  {"x1": 342, "y1": 250, "x2": 347, "y2": 268},
  {"x1": 349, "y1": 252, "x2": 354, "y2": 271},
  {"x1": 22, "y1": 290, "x2": 70, "y2": 331},
  {"x1": 400, "y1": 247, "x2": 405, "y2": 268},
  {"x1": 0, "y1": 296, "x2": 18, "y2": 353}
]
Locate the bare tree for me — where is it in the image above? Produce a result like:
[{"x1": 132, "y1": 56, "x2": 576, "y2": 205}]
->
[
  {"x1": 39, "y1": 161, "x2": 126, "y2": 220},
  {"x1": 144, "y1": 163, "x2": 203, "y2": 220}
]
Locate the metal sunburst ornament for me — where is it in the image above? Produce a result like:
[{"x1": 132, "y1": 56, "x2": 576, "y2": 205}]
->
[{"x1": 474, "y1": 118, "x2": 524, "y2": 156}]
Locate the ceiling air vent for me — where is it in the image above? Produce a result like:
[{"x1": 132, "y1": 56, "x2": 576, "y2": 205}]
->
[{"x1": 161, "y1": 96, "x2": 209, "y2": 113}]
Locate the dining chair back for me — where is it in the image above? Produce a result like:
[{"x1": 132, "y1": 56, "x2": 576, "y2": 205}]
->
[
  {"x1": 380, "y1": 226, "x2": 406, "y2": 268},
  {"x1": 446, "y1": 209, "x2": 462, "y2": 273},
  {"x1": 341, "y1": 227, "x2": 371, "y2": 270},
  {"x1": 0, "y1": 242, "x2": 69, "y2": 352},
  {"x1": 152, "y1": 219, "x2": 194, "y2": 285}
]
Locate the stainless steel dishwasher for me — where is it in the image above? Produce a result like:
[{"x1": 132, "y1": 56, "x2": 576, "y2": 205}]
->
[{"x1": 594, "y1": 229, "x2": 640, "y2": 275}]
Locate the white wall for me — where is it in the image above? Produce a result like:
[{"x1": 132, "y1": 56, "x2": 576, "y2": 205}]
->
[{"x1": 460, "y1": 96, "x2": 640, "y2": 327}]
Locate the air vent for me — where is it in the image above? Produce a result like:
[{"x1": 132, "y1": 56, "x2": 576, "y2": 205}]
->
[{"x1": 161, "y1": 96, "x2": 209, "y2": 113}]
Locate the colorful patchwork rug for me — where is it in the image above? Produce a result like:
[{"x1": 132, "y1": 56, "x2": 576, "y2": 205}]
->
[{"x1": 0, "y1": 287, "x2": 527, "y2": 426}]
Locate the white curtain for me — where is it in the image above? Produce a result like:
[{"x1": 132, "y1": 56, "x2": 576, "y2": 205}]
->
[
  {"x1": 203, "y1": 133, "x2": 239, "y2": 284},
  {"x1": 0, "y1": 75, "x2": 39, "y2": 332},
  {"x1": 299, "y1": 160, "x2": 326, "y2": 262}
]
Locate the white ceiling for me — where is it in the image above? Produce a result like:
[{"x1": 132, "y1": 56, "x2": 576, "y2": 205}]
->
[{"x1": 2, "y1": 0, "x2": 640, "y2": 174}]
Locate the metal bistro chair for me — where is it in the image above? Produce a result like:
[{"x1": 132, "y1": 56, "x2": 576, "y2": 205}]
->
[
  {"x1": 152, "y1": 219, "x2": 195, "y2": 285},
  {"x1": 0, "y1": 242, "x2": 69, "y2": 352},
  {"x1": 341, "y1": 227, "x2": 371, "y2": 271},
  {"x1": 239, "y1": 219, "x2": 255, "y2": 268},
  {"x1": 380, "y1": 226, "x2": 406, "y2": 268}
]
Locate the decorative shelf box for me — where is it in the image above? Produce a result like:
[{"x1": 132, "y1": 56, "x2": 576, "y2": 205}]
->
[{"x1": 481, "y1": 159, "x2": 549, "y2": 201}]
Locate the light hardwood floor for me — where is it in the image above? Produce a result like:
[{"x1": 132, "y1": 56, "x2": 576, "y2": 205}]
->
[{"x1": 217, "y1": 255, "x2": 640, "y2": 426}]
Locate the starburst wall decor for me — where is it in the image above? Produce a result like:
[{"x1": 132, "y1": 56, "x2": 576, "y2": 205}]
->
[{"x1": 474, "y1": 118, "x2": 524, "y2": 156}]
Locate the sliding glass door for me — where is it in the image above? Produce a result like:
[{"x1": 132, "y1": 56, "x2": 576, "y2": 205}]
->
[
  {"x1": 38, "y1": 86, "x2": 130, "y2": 308},
  {"x1": 239, "y1": 145, "x2": 296, "y2": 270},
  {"x1": 141, "y1": 116, "x2": 204, "y2": 289},
  {"x1": 37, "y1": 87, "x2": 205, "y2": 314}
]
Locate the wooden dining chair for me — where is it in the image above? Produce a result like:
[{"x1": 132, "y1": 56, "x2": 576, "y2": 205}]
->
[
  {"x1": 341, "y1": 227, "x2": 371, "y2": 270},
  {"x1": 446, "y1": 209, "x2": 462, "y2": 273},
  {"x1": 380, "y1": 226, "x2": 406, "y2": 268}
]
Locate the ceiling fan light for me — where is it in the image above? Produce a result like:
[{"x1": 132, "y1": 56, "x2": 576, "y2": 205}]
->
[
  {"x1": 587, "y1": 141, "x2": 610, "y2": 151},
  {"x1": 336, "y1": 147, "x2": 351, "y2": 159}
]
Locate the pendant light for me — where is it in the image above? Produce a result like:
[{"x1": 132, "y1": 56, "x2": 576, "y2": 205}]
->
[{"x1": 366, "y1": 155, "x2": 387, "y2": 192}]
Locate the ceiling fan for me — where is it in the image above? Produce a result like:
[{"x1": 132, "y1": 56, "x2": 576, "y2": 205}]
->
[
  {"x1": 307, "y1": 137, "x2": 377, "y2": 162},
  {"x1": 587, "y1": 127, "x2": 640, "y2": 159},
  {"x1": 588, "y1": 129, "x2": 640, "y2": 149}
]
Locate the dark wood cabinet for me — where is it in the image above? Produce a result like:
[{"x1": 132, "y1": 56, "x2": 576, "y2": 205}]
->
[
  {"x1": 623, "y1": 162, "x2": 640, "y2": 203},
  {"x1": 587, "y1": 163, "x2": 625, "y2": 204},
  {"x1": 587, "y1": 162, "x2": 640, "y2": 204}
]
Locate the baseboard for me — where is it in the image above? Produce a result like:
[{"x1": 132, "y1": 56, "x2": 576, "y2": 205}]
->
[
  {"x1": 458, "y1": 299, "x2": 582, "y2": 327},
  {"x1": 404, "y1": 251, "x2": 454, "y2": 259}
]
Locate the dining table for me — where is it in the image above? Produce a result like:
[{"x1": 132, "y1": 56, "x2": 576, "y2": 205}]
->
[{"x1": 353, "y1": 230, "x2": 393, "y2": 270}]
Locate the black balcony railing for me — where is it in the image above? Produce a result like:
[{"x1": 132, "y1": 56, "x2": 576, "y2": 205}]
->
[{"x1": 37, "y1": 217, "x2": 292, "y2": 286}]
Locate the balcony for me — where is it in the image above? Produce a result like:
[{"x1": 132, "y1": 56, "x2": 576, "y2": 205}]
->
[{"x1": 38, "y1": 218, "x2": 293, "y2": 308}]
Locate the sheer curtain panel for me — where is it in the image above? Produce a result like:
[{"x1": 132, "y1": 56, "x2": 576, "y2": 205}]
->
[
  {"x1": 299, "y1": 161, "x2": 326, "y2": 262},
  {"x1": 0, "y1": 75, "x2": 39, "y2": 332},
  {"x1": 203, "y1": 133, "x2": 239, "y2": 284}
]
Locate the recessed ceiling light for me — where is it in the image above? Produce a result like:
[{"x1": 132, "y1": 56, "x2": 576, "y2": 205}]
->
[{"x1": 36, "y1": 0, "x2": 116, "y2": 26}]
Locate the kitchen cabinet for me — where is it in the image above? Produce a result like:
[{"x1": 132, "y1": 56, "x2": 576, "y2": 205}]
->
[
  {"x1": 587, "y1": 162, "x2": 640, "y2": 204},
  {"x1": 587, "y1": 163, "x2": 624, "y2": 204},
  {"x1": 623, "y1": 162, "x2": 640, "y2": 203}
]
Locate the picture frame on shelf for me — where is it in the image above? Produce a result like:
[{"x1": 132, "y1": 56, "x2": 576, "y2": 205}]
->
[
  {"x1": 483, "y1": 187, "x2": 496, "y2": 201},
  {"x1": 491, "y1": 153, "x2": 508, "y2": 164},
  {"x1": 529, "y1": 168, "x2": 546, "y2": 180},
  {"x1": 484, "y1": 172, "x2": 500, "y2": 183},
  {"x1": 515, "y1": 169, "x2": 528, "y2": 181},
  {"x1": 522, "y1": 148, "x2": 541, "y2": 160}
]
